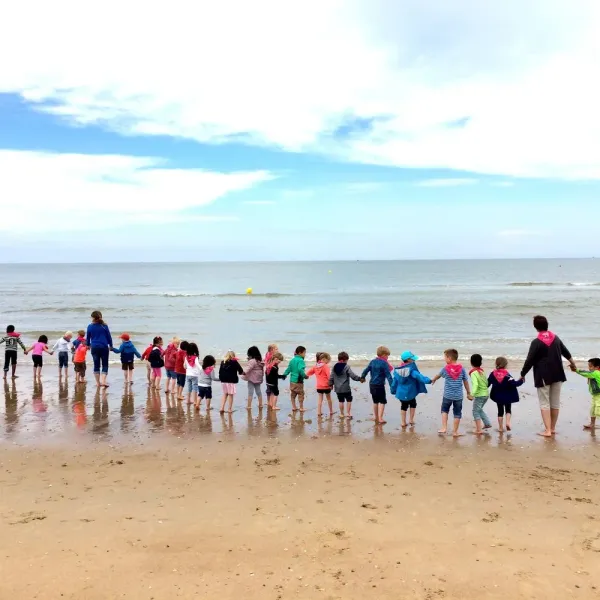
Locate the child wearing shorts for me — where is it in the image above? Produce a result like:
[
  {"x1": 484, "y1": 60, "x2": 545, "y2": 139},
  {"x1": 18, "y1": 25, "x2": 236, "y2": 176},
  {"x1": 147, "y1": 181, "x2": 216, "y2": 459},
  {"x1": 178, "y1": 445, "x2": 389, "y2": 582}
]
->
[
  {"x1": 361, "y1": 346, "x2": 394, "y2": 425},
  {"x1": 431, "y1": 349, "x2": 472, "y2": 437},
  {"x1": 328, "y1": 351, "x2": 362, "y2": 419},
  {"x1": 164, "y1": 337, "x2": 180, "y2": 394},
  {"x1": 391, "y1": 350, "x2": 432, "y2": 427},
  {"x1": 174, "y1": 341, "x2": 190, "y2": 400},
  {"x1": 52, "y1": 331, "x2": 73, "y2": 379},
  {"x1": 198, "y1": 354, "x2": 220, "y2": 411},
  {"x1": 572, "y1": 357, "x2": 600, "y2": 430},
  {"x1": 265, "y1": 352, "x2": 286, "y2": 410},
  {"x1": 73, "y1": 340, "x2": 88, "y2": 383},
  {"x1": 184, "y1": 342, "x2": 201, "y2": 408},
  {"x1": 219, "y1": 350, "x2": 244, "y2": 413},
  {"x1": 307, "y1": 352, "x2": 334, "y2": 417},
  {"x1": 112, "y1": 333, "x2": 142, "y2": 385},
  {"x1": 26, "y1": 335, "x2": 52, "y2": 382},
  {"x1": 284, "y1": 346, "x2": 308, "y2": 412},
  {"x1": 148, "y1": 337, "x2": 165, "y2": 390},
  {"x1": 1, "y1": 325, "x2": 28, "y2": 379}
]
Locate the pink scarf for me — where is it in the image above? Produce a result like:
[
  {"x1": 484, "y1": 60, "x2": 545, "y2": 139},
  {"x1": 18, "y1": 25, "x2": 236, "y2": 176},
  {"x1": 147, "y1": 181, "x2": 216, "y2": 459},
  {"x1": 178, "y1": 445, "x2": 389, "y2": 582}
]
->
[
  {"x1": 469, "y1": 367, "x2": 483, "y2": 376},
  {"x1": 445, "y1": 364, "x2": 464, "y2": 380},
  {"x1": 204, "y1": 365, "x2": 214, "y2": 374},
  {"x1": 7, "y1": 331, "x2": 21, "y2": 338},
  {"x1": 537, "y1": 331, "x2": 556, "y2": 346},
  {"x1": 492, "y1": 368, "x2": 509, "y2": 383},
  {"x1": 187, "y1": 355, "x2": 198, "y2": 367}
]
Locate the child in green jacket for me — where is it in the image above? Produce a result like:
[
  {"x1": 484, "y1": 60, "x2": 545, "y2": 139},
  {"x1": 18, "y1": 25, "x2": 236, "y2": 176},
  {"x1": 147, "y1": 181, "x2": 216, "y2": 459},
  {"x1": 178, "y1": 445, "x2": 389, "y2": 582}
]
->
[
  {"x1": 284, "y1": 346, "x2": 308, "y2": 412},
  {"x1": 572, "y1": 358, "x2": 600, "y2": 430}
]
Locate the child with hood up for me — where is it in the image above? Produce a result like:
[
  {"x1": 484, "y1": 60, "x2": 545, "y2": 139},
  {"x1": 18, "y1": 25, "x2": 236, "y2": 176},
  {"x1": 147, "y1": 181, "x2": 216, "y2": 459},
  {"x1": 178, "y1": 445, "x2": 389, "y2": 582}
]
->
[
  {"x1": 307, "y1": 352, "x2": 333, "y2": 417},
  {"x1": 112, "y1": 333, "x2": 142, "y2": 385},
  {"x1": 328, "y1": 351, "x2": 362, "y2": 419},
  {"x1": 391, "y1": 351, "x2": 432, "y2": 427}
]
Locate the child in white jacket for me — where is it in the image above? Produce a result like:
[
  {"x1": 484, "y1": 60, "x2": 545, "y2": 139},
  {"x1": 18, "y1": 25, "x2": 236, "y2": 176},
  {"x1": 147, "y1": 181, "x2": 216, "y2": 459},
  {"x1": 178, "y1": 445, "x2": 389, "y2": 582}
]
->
[{"x1": 184, "y1": 343, "x2": 201, "y2": 407}]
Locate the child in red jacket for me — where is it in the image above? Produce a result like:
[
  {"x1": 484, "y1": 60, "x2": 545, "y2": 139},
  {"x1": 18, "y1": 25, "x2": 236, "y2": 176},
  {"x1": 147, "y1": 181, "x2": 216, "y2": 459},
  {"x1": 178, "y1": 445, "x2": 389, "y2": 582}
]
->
[{"x1": 307, "y1": 352, "x2": 333, "y2": 417}]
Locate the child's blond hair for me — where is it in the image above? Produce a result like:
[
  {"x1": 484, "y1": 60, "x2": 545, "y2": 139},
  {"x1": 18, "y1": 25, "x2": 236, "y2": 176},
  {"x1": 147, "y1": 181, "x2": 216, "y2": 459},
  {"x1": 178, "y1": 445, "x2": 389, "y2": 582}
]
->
[
  {"x1": 267, "y1": 343, "x2": 278, "y2": 353},
  {"x1": 65, "y1": 331, "x2": 73, "y2": 337},
  {"x1": 171, "y1": 336, "x2": 181, "y2": 344},
  {"x1": 444, "y1": 348, "x2": 459, "y2": 361},
  {"x1": 319, "y1": 352, "x2": 331, "y2": 362},
  {"x1": 376, "y1": 346, "x2": 390, "y2": 357},
  {"x1": 224, "y1": 350, "x2": 236, "y2": 362},
  {"x1": 272, "y1": 352, "x2": 284, "y2": 361}
]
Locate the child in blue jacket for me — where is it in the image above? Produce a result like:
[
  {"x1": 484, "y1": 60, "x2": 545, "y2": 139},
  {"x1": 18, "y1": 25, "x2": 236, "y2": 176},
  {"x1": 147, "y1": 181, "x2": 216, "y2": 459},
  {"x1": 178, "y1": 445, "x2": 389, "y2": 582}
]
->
[
  {"x1": 391, "y1": 351, "x2": 432, "y2": 427},
  {"x1": 112, "y1": 333, "x2": 142, "y2": 385}
]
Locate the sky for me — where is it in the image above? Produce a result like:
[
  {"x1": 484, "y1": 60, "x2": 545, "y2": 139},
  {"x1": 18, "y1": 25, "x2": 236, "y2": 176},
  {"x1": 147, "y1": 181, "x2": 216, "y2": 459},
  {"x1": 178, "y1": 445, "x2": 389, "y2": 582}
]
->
[{"x1": 1, "y1": 0, "x2": 600, "y2": 262}]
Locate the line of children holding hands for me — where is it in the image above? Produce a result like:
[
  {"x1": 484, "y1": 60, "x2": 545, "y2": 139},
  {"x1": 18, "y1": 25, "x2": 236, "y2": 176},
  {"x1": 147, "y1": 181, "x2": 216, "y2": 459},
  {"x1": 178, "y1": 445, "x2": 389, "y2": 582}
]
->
[{"x1": 5, "y1": 324, "x2": 600, "y2": 432}]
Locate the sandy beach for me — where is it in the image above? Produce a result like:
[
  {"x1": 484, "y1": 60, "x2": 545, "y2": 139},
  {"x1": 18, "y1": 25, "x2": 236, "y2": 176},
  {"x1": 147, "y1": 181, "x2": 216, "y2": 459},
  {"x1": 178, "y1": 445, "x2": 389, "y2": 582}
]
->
[{"x1": 1, "y1": 362, "x2": 600, "y2": 599}]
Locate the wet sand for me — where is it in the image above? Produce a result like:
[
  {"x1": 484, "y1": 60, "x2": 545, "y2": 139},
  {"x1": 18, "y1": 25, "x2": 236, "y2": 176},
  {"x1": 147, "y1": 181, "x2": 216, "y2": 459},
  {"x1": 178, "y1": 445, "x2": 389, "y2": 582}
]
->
[{"x1": 1, "y1": 364, "x2": 600, "y2": 599}]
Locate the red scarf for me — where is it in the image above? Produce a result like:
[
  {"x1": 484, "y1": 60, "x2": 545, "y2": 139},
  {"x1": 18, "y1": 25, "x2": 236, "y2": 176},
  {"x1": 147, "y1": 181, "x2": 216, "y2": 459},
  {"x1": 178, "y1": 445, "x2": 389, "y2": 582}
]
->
[
  {"x1": 445, "y1": 364, "x2": 464, "y2": 380},
  {"x1": 187, "y1": 355, "x2": 198, "y2": 367},
  {"x1": 204, "y1": 365, "x2": 214, "y2": 374},
  {"x1": 492, "y1": 368, "x2": 508, "y2": 383},
  {"x1": 537, "y1": 331, "x2": 556, "y2": 347},
  {"x1": 375, "y1": 356, "x2": 394, "y2": 372},
  {"x1": 469, "y1": 367, "x2": 483, "y2": 376},
  {"x1": 7, "y1": 331, "x2": 20, "y2": 338}
]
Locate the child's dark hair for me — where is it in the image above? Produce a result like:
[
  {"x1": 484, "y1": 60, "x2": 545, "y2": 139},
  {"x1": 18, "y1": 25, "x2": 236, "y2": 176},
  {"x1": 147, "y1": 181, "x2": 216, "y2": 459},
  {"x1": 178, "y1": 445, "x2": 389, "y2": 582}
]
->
[
  {"x1": 588, "y1": 358, "x2": 600, "y2": 368},
  {"x1": 180, "y1": 340, "x2": 190, "y2": 353},
  {"x1": 315, "y1": 352, "x2": 322, "y2": 362},
  {"x1": 91, "y1": 310, "x2": 104, "y2": 325},
  {"x1": 202, "y1": 354, "x2": 216, "y2": 370},
  {"x1": 187, "y1": 342, "x2": 199, "y2": 357},
  {"x1": 495, "y1": 356, "x2": 508, "y2": 369},
  {"x1": 444, "y1": 348, "x2": 459, "y2": 361},
  {"x1": 152, "y1": 336, "x2": 163, "y2": 345},
  {"x1": 295, "y1": 345, "x2": 306, "y2": 355},
  {"x1": 338, "y1": 351, "x2": 349, "y2": 361},
  {"x1": 470, "y1": 354, "x2": 483, "y2": 368},
  {"x1": 38, "y1": 335, "x2": 48, "y2": 344},
  {"x1": 6, "y1": 325, "x2": 15, "y2": 333},
  {"x1": 533, "y1": 315, "x2": 549, "y2": 332},
  {"x1": 247, "y1": 346, "x2": 262, "y2": 361}
]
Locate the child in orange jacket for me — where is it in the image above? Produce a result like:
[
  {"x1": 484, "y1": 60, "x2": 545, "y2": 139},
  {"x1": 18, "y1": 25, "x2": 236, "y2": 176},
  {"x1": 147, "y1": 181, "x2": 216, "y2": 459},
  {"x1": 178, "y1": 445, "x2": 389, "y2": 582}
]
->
[{"x1": 307, "y1": 352, "x2": 334, "y2": 417}]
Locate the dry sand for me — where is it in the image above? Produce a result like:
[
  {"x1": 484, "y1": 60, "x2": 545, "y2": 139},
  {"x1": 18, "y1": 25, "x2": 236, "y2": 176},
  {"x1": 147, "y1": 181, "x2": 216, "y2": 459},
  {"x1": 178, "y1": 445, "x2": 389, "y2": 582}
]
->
[{"x1": 1, "y1": 363, "x2": 600, "y2": 599}]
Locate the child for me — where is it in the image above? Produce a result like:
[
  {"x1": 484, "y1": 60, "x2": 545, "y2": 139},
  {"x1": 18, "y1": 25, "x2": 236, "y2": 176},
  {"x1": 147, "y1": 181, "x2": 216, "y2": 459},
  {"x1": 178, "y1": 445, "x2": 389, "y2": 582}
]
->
[
  {"x1": 184, "y1": 343, "x2": 201, "y2": 408},
  {"x1": 198, "y1": 354, "x2": 220, "y2": 411},
  {"x1": 361, "y1": 346, "x2": 394, "y2": 425},
  {"x1": 219, "y1": 350, "x2": 244, "y2": 413},
  {"x1": 52, "y1": 331, "x2": 73, "y2": 379},
  {"x1": 112, "y1": 333, "x2": 142, "y2": 385},
  {"x1": 243, "y1": 346, "x2": 265, "y2": 410},
  {"x1": 284, "y1": 346, "x2": 308, "y2": 412},
  {"x1": 265, "y1": 352, "x2": 286, "y2": 410},
  {"x1": 1, "y1": 325, "x2": 28, "y2": 379},
  {"x1": 431, "y1": 349, "x2": 472, "y2": 437},
  {"x1": 307, "y1": 352, "x2": 334, "y2": 417},
  {"x1": 328, "y1": 351, "x2": 362, "y2": 419},
  {"x1": 148, "y1": 337, "x2": 165, "y2": 390},
  {"x1": 470, "y1": 354, "x2": 492, "y2": 435},
  {"x1": 141, "y1": 341, "x2": 154, "y2": 384},
  {"x1": 391, "y1": 351, "x2": 432, "y2": 427},
  {"x1": 488, "y1": 357, "x2": 524, "y2": 432},
  {"x1": 572, "y1": 358, "x2": 600, "y2": 430},
  {"x1": 174, "y1": 341, "x2": 190, "y2": 401},
  {"x1": 164, "y1": 337, "x2": 181, "y2": 394},
  {"x1": 26, "y1": 335, "x2": 53, "y2": 382},
  {"x1": 264, "y1": 343, "x2": 279, "y2": 372},
  {"x1": 73, "y1": 339, "x2": 88, "y2": 384},
  {"x1": 71, "y1": 330, "x2": 86, "y2": 362}
]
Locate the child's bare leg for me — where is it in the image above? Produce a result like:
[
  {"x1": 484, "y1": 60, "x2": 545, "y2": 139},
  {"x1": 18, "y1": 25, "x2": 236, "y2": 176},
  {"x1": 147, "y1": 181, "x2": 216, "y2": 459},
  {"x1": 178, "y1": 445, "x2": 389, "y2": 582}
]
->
[
  {"x1": 498, "y1": 417, "x2": 504, "y2": 432},
  {"x1": 220, "y1": 394, "x2": 226, "y2": 412},
  {"x1": 506, "y1": 411, "x2": 512, "y2": 431},
  {"x1": 299, "y1": 398, "x2": 305, "y2": 412},
  {"x1": 339, "y1": 402, "x2": 345, "y2": 418},
  {"x1": 372, "y1": 403, "x2": 378, "y2": 422},
  {"x1": 317, "y1": 394, "x2": 323, "y2": 416},
  {"x1": 438, "y1": 412, "x2": 449, "y2": 433},
  {"x1": 257, "y1": 393, "x2": 263, "y2": 409},
  {"x1": 247, "y1": 394, "x2": 253, "y2": 410},
  {"x1": 584, "y1": 416, "x2": 596, "y2": 430},
  {"x1": 11, "y1": 363, "x2": 17, "y2": 378},
  {"x1": 409, "y1": 407, "x2": 416, "y2": 425},
  {"x1": 401, "y1": 409, "x2": 407, "y2": 427},
  {"x1": 379, "y1": 403, "x2": 386, "y2": 424},
  {"x1": 326, "y1": 394, "x2": 333, "y2": 415},
  {"x1": 227, "y1": 394, "x2": 234, "y2": 413},
  {"x1": 347, "y1": 402, "x2": 352, "y2": 419},
  {"x1": 291, "y1": 390, "x2": 298, "y2": 412},
  {"x1": 452, "y1": 417, "x2": 462, "y2": 437},
  {"x1": 474, "y1": 419, "x2": 483, "y2": 435}
]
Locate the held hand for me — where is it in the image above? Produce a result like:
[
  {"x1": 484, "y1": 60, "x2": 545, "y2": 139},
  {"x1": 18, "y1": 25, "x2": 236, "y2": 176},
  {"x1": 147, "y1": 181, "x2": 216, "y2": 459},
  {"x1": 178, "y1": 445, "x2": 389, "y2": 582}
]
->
[
  {"x1": 520, "y1": 376, "x2": 526, "y2": 382},
  {"x1": 359, "y1": 378, "x2": 366, "y2": 384},
  {"x1": 467, "y1": 394, "x2": 473, "y2": 401}
]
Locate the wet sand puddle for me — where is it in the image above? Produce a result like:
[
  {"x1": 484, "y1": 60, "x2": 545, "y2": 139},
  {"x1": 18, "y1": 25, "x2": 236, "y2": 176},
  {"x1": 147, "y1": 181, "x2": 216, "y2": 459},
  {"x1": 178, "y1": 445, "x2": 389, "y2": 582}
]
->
[{"x1": 2, "y1": 368, "x2": 599, "y2": 451}]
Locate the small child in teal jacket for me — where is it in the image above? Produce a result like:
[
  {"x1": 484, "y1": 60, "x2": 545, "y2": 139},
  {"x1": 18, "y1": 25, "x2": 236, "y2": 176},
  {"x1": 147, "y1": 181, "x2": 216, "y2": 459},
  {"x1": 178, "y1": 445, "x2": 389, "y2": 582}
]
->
[{"x1": 390, "y1": 351, "x2": 431, "y2": 427}]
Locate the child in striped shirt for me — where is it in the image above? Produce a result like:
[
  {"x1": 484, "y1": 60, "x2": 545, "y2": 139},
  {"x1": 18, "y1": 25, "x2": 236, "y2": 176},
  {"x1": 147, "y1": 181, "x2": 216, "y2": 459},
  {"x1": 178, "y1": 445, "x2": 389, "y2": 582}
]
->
[{"x1": 431, "y1": 349, "x2": 472, "y2": 437}]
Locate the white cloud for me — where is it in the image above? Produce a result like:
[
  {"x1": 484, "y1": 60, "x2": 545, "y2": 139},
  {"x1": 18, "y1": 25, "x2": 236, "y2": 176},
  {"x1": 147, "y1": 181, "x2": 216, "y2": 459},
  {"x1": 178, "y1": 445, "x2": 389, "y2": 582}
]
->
[
  {"x1": 0, "y1": 150, "x2": 271, "y2": 231},
  {"x1": 1, "y1": 0, "x2": 600, "y2": 179},
  {"x1": 242, "y1": 200, "x2": 276, "y2": 205},
  {"x1": 414, "y1": 178, "x2": 478, "y2": 187}
]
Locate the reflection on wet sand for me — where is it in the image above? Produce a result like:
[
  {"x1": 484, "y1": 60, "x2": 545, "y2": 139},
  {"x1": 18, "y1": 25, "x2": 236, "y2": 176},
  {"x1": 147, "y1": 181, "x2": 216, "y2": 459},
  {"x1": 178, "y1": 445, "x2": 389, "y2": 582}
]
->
[{"x1": 0, "y1": 372, "x2": 597, "y2": 450}]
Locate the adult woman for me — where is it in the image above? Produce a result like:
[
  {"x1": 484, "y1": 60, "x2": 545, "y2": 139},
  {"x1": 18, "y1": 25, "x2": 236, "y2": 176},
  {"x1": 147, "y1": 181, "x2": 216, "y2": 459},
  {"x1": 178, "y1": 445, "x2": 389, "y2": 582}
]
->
[
  {"x1": 521, "y1": 315, "x2": 576, "y2": 437},
  {"x1": 86, "y1": 310, "x2": 113, "y2": 387}
]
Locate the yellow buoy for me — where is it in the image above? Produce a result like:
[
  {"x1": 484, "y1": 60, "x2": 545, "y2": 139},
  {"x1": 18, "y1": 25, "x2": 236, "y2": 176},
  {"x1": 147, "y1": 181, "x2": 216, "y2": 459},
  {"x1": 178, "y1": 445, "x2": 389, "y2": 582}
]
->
[
  {"x1": 246, "y1": 287, "x2": 253, "y2": 295},
  {"x1": 328, "y1": 270, "x2": 332, "y2": 274}
]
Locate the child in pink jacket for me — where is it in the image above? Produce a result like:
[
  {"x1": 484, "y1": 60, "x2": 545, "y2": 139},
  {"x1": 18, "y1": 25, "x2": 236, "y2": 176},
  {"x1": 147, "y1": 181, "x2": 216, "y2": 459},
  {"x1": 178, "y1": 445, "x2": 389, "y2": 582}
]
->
[
  {"x1": 243, "y1": 346, "x2": 265, "y2": 410},
  {"x1": 307, "y1": 352, "x2": 333, "y2": 417}
]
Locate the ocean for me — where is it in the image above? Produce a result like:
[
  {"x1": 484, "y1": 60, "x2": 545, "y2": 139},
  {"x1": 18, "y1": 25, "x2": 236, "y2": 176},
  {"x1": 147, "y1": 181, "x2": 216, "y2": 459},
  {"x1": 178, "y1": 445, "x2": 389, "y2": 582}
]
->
[{"x1": 1, "y1": 258, "x2": 599, "y2": 362}]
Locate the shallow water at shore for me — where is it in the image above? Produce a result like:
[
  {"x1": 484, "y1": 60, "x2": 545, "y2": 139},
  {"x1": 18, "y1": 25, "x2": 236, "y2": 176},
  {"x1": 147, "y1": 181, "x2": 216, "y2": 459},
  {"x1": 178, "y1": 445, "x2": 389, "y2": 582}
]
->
[{"x1": 2, "y1": 365, "x2": 598, "y2": 451}]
